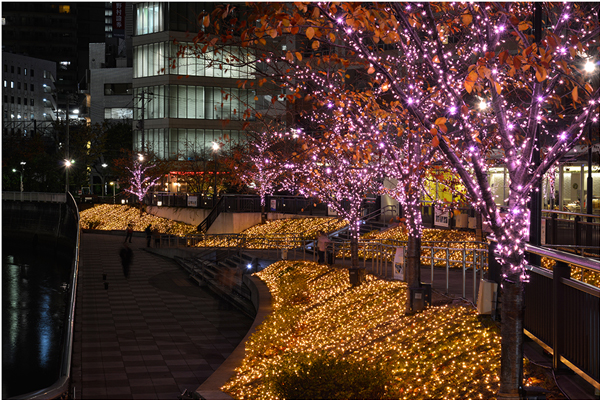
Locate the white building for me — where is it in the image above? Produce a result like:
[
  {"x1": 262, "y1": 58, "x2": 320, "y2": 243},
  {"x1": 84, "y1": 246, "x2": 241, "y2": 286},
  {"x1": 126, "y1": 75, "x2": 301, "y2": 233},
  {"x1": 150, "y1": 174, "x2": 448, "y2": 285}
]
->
[{"x1": 2, "y1": 52, "x2": 57, "y2": 135}]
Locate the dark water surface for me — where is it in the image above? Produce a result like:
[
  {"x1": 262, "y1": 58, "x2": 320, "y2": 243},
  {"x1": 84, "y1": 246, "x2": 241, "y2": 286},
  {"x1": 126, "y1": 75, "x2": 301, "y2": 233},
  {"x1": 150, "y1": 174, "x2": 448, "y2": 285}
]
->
[{"x1": 2, "y1": 238, "x2": 72, "y2": 398}]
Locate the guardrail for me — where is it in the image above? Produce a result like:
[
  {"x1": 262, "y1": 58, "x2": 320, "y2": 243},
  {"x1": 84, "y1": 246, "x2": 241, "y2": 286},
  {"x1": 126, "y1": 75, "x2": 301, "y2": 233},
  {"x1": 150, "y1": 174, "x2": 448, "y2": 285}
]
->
[
  {"x1": 522, "y1": 244, "x2": 600, "y2": 391},
  {"x1": 3, "y1": 191, "x2": 67, "y2": 203},
  {"x1": 543, "y1": 210, "x2": 600, "y2": 256},
  {"x1": 12, "y1": 192, "x2": 80, "y2": 399}
]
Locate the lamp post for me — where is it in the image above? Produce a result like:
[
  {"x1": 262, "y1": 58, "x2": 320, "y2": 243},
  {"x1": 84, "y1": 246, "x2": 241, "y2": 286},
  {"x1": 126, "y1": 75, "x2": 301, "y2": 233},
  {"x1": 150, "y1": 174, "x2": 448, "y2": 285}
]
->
[
  {"x1": 65, "y1": 159, "x2": 74, "y2": 194},
  {"x1": 12, "y1": 161, "x2": 26, "y2": 201},
  {"x1": 110, "y1": 182, "x2": 116, "y2": 204},
  {"x1": 212, "y1": 142, "x2": 220, "y2": 207}
]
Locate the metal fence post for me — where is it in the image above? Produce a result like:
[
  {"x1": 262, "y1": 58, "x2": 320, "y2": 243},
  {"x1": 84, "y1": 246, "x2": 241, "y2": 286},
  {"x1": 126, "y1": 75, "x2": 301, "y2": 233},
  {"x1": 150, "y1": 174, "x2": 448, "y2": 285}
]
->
[
  {"x1": 552, "y1": 260, "x2": 570, "y2": 371},
  {"x1": 574, "y1": 215, "x2": 581, "y2": 247}
]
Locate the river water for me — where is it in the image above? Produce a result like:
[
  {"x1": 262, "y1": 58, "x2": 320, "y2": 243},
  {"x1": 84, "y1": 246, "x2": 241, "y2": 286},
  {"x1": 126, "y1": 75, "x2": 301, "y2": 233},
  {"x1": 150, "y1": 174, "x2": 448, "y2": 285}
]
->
[{"x1": 2, "y1": 238, "x2": 72, "y2": 398}]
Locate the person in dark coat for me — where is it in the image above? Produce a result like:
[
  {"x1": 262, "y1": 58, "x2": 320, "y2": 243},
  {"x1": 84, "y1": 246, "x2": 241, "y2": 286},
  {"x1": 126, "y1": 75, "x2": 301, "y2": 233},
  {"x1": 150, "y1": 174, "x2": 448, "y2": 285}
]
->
[
  {"x1": 120, "y1": 243, "x2": 133, "y2": 278},
  {"x1": 145, "y1": 224, "x2": 152, "y2": 247},
  {"x1": 125, "y1": 223, "x2": 133, "y2": 243}
]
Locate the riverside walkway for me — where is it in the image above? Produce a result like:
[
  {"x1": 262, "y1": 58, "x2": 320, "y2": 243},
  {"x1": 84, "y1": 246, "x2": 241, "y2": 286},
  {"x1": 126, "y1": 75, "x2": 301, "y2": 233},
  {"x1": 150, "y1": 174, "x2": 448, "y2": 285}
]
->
[
  {"x1": 70, "y1": 232, "x2": 596, "y2": 399},
  {"x1": 70, "y1": 233, "x2": 256, "y2": 399}
]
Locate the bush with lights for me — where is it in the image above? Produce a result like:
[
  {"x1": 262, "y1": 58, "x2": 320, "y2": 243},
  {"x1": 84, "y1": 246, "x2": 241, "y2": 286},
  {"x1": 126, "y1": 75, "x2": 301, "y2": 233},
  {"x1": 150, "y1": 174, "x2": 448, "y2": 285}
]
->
[
  {"x1": 79, "y1": 204, "x2": 197, "y2": 236},
  {"x1": 222, "y1": 260, "x2": 558, "y2": 399}
]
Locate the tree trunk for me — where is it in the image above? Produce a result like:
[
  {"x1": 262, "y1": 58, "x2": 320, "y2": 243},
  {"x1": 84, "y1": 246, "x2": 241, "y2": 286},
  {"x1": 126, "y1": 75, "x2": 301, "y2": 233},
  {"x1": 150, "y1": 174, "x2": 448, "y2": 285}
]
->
[{"x1": 498, "y1": 277, "x2": 525, "y2": 398}]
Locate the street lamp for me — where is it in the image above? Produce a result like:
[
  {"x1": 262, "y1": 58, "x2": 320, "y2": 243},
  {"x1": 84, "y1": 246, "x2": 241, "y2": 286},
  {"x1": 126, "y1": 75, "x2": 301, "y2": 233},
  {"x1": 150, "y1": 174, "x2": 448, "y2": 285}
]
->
[
  {"x1": 12, "y1": 161, "x2": 26, "y2": 200},
  {"x1": 110, "y1": 182, "x2": 116, "y2": 204},
  {"x1": 212, "y1": 142, "x2": 220, "y2": 207},
  {"x1": 65, "y1": 159, "x2": 74, "y2": 194}
]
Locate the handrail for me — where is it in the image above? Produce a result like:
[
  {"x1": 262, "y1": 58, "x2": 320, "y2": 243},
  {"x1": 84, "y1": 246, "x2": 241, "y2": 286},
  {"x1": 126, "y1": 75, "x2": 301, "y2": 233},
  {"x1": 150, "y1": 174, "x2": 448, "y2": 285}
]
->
[
  {"x1": 197, "y1": 196, "x2": 225, "y2": 234},
  {"x1": 542, "y1": 209, "x2": 600, "y2": 219},
  {"x1": 525, "y1": 243, "x2": 600, "y2": 273},
  {"x1": 2, "y1": 191, "x2": 67, "y2": 203},
  {"x1": 13, "y1": 192, "x2": 80, "y2": 399}
]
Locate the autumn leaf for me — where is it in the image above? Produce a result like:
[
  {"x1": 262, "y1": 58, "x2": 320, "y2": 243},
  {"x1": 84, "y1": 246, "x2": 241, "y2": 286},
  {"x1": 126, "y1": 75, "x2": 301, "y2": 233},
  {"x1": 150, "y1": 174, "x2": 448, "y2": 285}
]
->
[
  {"x1": 312, "y1": 40, "x2": 320, "y2": 50},
  {"x1": 203, "y1": 15, "x2": 210, "y2": 28},
  {"x1": 432, "y1": 136, "x2": 440, "y2": 147},
  {"x1": 462, "y1": 13, "x2": 472, "y2": 26},
  {"x1": 465, "y1": 70, "x2": 478, "y2": 94},
  {"x1": 306, "y1": 26, "x2": 315, "y2": 40},
  {"x1": 494, "y1": 81, "x2": 502, "y2": 94},
  {"x1": 572, "y1": 86, "x2": 578, "y2": 103},
  {"x1": 518, "y1": 21, "x2": 531, "y2": 31},
  {"x1": 295, "y1": 52, "x2": 303, "y2": 61},
  {"x1": 535, "y1": 66, "x2": 547, "y2": 82},
  {"x1": 367, "y1": 66, "x2": 375, "y2": 74}
]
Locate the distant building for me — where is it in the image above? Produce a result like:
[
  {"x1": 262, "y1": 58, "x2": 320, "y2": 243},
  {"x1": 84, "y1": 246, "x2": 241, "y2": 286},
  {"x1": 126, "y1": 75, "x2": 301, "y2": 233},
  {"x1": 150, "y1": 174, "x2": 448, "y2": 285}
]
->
[
  {"x1": 2, "y1": 2, "x2": 106, "y2": 110},
  {"x1": 2, "y1": 52, "x2": 57, "y2": 136},
  {"x1": 132, "y1": 2, "x2": 257, "y2": 161}
]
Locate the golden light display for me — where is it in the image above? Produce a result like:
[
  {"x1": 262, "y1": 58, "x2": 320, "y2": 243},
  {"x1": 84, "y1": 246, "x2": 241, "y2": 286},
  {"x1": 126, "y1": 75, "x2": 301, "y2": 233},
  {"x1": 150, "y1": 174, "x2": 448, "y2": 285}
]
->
[
  {"x1": 79, "y1": 204, "x2": 197, "y2": 235},
  {"x1": 222, "y1": 261, "x2": 556, "y2": 399},
  {"x1": 541, "y1": 257, "x2": 600, "y2": 289},
  {"x1": 192, "y1": 217, "x2": 347, "y2": 249},
  {"x1": 336, "y1": 227, "x2": 487, "y2": 268}
]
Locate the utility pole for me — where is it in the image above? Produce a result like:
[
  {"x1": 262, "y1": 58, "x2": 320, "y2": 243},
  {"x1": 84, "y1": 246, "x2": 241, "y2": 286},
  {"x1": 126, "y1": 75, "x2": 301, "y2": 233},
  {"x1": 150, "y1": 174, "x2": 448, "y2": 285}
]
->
[{"x1": 137, "y1": 91, "x2": 153, "y2": 154}]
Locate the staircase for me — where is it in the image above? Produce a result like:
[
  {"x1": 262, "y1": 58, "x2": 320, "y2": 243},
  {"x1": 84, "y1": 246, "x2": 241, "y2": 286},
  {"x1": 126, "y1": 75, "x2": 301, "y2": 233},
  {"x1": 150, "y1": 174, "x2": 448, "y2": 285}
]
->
[{"x1": 175, "y1": 249, "x2": 256, "y2": 317}]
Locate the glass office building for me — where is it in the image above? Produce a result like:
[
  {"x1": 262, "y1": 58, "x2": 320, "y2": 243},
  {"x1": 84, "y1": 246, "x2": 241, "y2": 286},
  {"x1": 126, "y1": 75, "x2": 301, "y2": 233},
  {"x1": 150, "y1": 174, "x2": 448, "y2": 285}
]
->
[{"x1": 132, "y1": 3, "x2": 255, "y2": 160}]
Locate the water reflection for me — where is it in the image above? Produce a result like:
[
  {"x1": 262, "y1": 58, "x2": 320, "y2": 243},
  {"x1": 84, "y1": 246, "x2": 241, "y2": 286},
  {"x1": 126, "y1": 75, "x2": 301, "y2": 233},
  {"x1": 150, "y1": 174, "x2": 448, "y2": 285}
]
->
[{"x1": 2, "y1": 239, "x2": 71, "y2": 398}]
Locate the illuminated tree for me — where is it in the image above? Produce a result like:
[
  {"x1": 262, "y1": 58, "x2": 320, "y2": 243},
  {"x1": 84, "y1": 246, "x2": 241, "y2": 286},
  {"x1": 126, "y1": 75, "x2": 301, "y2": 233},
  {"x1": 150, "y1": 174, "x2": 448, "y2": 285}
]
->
[
  {"x1": 287, "y1": 91, "x2": 384, "y2": 277},
  {"x1": 237, "y1": 129, "x2": 284, "y2": 219},
  {"x1": 193, "y1": 3, "x2": 599, "y2": 395},
  {"x1": 120, "y1": 154, "x2": 162, "y2": 213}
]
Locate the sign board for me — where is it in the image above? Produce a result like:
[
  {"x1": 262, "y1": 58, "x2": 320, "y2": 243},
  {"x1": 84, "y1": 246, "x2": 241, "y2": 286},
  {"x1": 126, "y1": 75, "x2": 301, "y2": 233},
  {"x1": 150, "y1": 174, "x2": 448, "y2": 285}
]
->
[
  {"x1": 541, "y1": 218, "x2": 546, "y2": 245},
  {"x1": 327, "y1": 204, "x2": 338, "y2": 216},
  {"x1": 187, "y1": 196, "x2": 198, "y2": 207},
  {"x1": 434, "y1": 209, "x2": 450, "y2": 228},
  {"x1": 393, "y1": 247, "x2": 405, "y2": 281},
  {"x1": 270, "y1": 199, "x2": 277, "y2": 212}
]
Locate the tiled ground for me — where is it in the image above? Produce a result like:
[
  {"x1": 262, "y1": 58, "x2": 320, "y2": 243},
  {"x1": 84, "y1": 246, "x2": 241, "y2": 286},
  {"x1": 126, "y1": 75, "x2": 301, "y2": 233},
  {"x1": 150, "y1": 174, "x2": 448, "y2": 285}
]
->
[{"x1": 70, "y1": 233, "x2": 254, "y2": 399}]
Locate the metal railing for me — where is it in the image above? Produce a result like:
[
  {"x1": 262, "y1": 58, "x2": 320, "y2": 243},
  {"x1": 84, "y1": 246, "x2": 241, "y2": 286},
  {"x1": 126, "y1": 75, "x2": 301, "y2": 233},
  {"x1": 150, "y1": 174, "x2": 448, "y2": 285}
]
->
[
  {"x1": 157, "y1": 232, "x2": 489, "y2": 301},
  {"x1": 543, "y1": 210, "x2": 600, "y2": 256},
  {"x1": 3, "y1": 191, "x2": 67, "y2": 203},
  {"x1": 12, "y1": 192, "x2": 80, "y2": 399},
  {"x1": 522, "y1": 244, "x2": 600, "y2": 391}
]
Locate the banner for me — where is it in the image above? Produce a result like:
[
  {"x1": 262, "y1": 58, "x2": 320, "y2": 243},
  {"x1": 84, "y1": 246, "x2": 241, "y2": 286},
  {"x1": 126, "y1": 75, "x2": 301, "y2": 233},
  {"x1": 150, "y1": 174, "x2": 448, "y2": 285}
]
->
[
  {"x1": 434, "y1": 209, "x2": 450, "y2": 227},
  {"x1": 393, "y1": 247, "x2": 405, "y2": 281},
  {"x1": 187, "y1": 196, "x2": 198, "y2": 207}
]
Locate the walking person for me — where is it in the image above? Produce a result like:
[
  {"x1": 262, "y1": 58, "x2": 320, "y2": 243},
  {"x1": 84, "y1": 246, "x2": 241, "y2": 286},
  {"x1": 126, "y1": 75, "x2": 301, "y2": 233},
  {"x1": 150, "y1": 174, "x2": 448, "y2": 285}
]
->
[
  {"x1": 125, "y1": 223, "x2": 133, "y2": 243},
  {"x1": 119, "y1": 242, "x2": 133, "y2": 278},
  {"x1": 145, "y1": 224, "x2": 152, "y2": 247},
  {"x1": 317, "y1": 231, "x2": 331, "y2": 264}
]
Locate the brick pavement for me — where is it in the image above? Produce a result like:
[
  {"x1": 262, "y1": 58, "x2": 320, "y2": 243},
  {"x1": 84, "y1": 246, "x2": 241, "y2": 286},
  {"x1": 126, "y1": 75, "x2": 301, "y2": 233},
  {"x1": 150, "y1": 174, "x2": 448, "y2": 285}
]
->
[{"x1": 70, "y1": 232, "x2": 254, "y2": 399}]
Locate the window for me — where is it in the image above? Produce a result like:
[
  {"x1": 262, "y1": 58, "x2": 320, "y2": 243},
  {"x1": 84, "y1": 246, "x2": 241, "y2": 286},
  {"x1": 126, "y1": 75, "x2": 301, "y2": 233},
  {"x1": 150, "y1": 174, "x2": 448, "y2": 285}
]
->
[
  {"x1": 104, "y1": 83, "x2": 133, "y2": 95},
  {"x1": 31, "y1": 70, "x2": 34, "y2": 77},
  {"x1": 135, "y1": 3, "x2": 163, "y2": 35},
  {"x1": 24, "y1": 68, "x2": 27, "y2": 76},
  {"x1": 30, "y1": 84, "x2": 34, "y2": 91},
  {"x1": 17, "y1": 67, "x2": 21, "y2": 75},
  {"x1": 104, "y1": 108, "x2": 133, "y2": 119},
  {"x1": 11, "y1": 66, "x2": 14, "y2": 73},
  {"x1": 17, "y1": 82, "x2": 21, "y2": 90},
  {"x1": 23, "y1": 98, "x2": 27, "y2": 105},
  {"x1": 30, "y1": 99, "x2": 33, "y2": 106}
]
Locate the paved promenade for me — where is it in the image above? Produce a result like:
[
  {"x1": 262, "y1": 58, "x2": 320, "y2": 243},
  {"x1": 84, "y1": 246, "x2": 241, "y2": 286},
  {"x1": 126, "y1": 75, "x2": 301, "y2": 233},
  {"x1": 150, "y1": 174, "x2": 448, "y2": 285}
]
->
[
  {"x1": 70, "y1": 232, "x2": 596, "y2": 399},
  {"x1": 70, "y1": 233, "x2": 254, "y2": 399}
]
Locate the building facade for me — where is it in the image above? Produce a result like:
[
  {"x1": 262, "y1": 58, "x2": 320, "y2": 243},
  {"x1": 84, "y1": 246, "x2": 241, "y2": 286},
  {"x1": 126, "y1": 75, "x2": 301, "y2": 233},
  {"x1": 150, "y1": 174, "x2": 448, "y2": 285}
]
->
[
  {"x1": 2, "y1": 52, "x2": 57, "y2": 135},
  {"x1": 132, "y1": 2, "x2": 256, "y2": 161}
]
